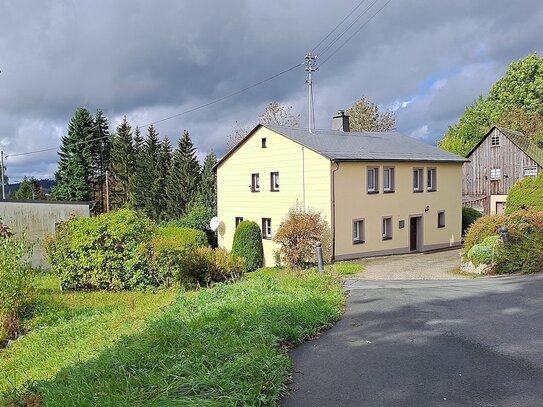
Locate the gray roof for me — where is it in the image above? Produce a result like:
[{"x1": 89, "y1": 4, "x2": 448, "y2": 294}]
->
[
  {"x1": 264, "y1": 124, "x2": 467, "y2": 163},
  {"x1": 494, "y1": 127, "x2": 543, "y2": 167}
]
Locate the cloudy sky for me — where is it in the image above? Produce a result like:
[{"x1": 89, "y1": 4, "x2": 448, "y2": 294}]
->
[{"x1": 1, "y1": 0, "x2": 542, "y2": 180}]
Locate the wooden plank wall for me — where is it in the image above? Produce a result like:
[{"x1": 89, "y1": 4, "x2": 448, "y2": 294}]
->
[{"x1": 462, "y1": 128, "x2": 541, "y2": 196}]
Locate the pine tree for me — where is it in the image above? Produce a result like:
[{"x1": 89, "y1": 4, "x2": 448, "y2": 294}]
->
[
  {"x1": 167, "y1": 130, "x2": 201, "y2": 218},
  {"x1": 110, "y1": 117, "x2": 135, "y2": 209},
  {"x1": 52, "y1": 107, "x2": 95, "y2": 201},
  {"x1": 140, "y1": 125, "x2": 162, "y2": 220},
  {"x1": 93, "y1": 109, "x2": 111, "y2": 212},
  {"x1": 156, "y1": 136, "x2": 172, "y2": 220},
  {"x1": 195, "y1": 151, "x2": 217, "y2": 212},
  {"x1": 129, "y1": 126, "x2": 146, "y2": 210}
]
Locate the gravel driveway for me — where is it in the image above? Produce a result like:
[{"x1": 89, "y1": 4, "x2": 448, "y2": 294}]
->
[{"x1": 350, "y1": 248, "x2": 464, "y2": 280}]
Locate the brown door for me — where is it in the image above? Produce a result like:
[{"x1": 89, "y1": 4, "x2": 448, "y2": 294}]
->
[
  {"x1": 410, "y1": 217, "x2": 418, "y2": 251},
  {"x1": 496, "y1": 202, "x2": 506, "y2": 215}
]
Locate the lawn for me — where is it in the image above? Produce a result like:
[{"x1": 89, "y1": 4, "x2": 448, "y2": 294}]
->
[{"x1": 1, "y1": 269, "x2": 344, "y2": 406}]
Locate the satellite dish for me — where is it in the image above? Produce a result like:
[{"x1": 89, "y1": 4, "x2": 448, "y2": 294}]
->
[{"x1": 210, "y1": 216, "x2": 220, "y2": 232}]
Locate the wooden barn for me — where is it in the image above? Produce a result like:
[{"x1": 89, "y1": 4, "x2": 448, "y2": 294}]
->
[{"x1": 462, "y1": 126, "x2": 543, "y2": 215}]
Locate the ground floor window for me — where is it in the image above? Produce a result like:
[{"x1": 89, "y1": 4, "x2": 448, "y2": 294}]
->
[
  {"x1": 262, "y1": 218, "x2": 272, "y2": 239},
  {"x1": 382, "y1": 217, "x2": 392, "y2": 240},
  {"x1": 235, "y1": 217, "x2": 243, "y2": 227},
  {"x1": 353, "y1": 219, "x2": 365, "y2": 244},
  {"x1": 437, "y1": 211, "x2": 445, "y2": 228}
]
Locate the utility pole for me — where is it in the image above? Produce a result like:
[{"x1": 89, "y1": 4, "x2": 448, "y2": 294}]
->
[
  {"x1": 305, "y1": 52, "x2": 317, "y2": 133},
  {"x1": 105, "y1": 169, "x2": 110, "y2": 212},
  {"x1": 1, "y1": 151, "x2": 5, "y2": 200}
]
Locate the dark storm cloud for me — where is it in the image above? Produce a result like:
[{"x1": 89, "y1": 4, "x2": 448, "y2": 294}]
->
[{"x1": 0, "y1": 0, "x2": 542, "y2": 179}]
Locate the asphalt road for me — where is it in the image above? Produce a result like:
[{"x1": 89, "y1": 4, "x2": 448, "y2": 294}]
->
[{"x1": 283, "y1": 275, "x2": 543, "y2": 407}]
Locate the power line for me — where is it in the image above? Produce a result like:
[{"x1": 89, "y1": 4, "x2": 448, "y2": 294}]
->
[
  {"x1": 6, "y1": 62, "x2": 304, "y2": 158},
  {"x1": 319, "y1": 0, "x2": 393, "y2": 67}
]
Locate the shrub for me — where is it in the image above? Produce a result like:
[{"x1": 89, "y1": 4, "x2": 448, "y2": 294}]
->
[
  {"x1": 463, "y1": 214, "x2": 507, "y2": 251},
  {"x1": 505, "y1": 173, "x2": 543, "y2": 214},
  {"x1": 0, "y1": 226, "x2": 33, "y2": 339},
  {"x1": 462, "y1": 207, "x2": 482, "y2": 234},
  {"x1": 169, "y1": 205, "x2": 217, "y2": 247},
  {"x1": 231, "y1": 221, "x2": 264, "y2": 272},
  {"x1": 273, "y1": 204, "x2": 331, "y2": 269},
  {"x1": 153, "y1": 226, "x2": 208, "y2": 250},
  {"x1": 495, "y1": 236, "x2": 543, "y2": 274},
  {"x1": 44, "y1": 209, "x2": 154, "y2": 291},
  {"x1": 466, "y1": 236, "x2": 502, "y2": 266}
]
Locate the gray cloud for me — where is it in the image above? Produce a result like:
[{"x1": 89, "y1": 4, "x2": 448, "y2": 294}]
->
[{"x1": 0, "y1": 0, "x2": 542, "y2": 180}]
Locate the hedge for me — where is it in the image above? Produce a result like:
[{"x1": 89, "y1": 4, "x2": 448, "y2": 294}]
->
[{"x1": 231, "y1": 221, "x2": 264, "y2": 272}]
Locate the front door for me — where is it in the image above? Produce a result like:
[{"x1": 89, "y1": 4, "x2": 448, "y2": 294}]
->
[{"x1": 410, "y1": 216, "x2": 421, "y2": 251}]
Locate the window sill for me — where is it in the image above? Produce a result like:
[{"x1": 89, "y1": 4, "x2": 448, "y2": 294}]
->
[
  {"x1": 413, "y1": 190, "x2": 423, "y2": 193},
  {"x1": 367, "y1": 190, "x2": 379, "y2": 194},
  {"x1": 353, "y1": 240, "x2": 365, "y2": 245},
  {"x1": 383, "y1": 190, "x2": 395, "y2": 194},
  {"x1": 427, "y1": 189, "x2": 437, "y2": 192},
  {"x1": 382, "y1": 236, "x2": 392, "y2": 241},
  {"x1": 251, "y1": 190, "x2": 260, "y2": 193},
  {"x1": 270, "y1": 189, "x2": 280, "y2": 192},
  {"x1": 438, "y1": 225, "x2": 445, "y2": 228},
  {"x1": 262, "y1": 236, "x2": 272, "y2": 240}
]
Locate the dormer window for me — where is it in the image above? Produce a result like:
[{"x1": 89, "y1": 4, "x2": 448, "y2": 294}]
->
[{"x1": 491, "y1": 134, "x2": 500, "y2": 146}]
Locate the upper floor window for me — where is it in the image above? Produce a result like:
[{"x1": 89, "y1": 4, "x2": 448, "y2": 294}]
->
[
  {"x1": 524, "y1": 166, "x2": 537, "y2": 177},
  {"x1": 353, "y1": 219, "x2": 365, "y2": 244},
  {"x1": 261, "y1": 138, "x2": 267, "y2": 148},
  {"x1": 262, "y1": 218, "x2": 272, "y2": 239},
  {"x1": 427, "y1": 168, "x2": 437, "y2": 192},
  {"x1": 235, "y1": 217, "x2": 243, "y2": 227},
  {"x1": 251, "y1": 173, "x2": 260, "y2": 192},
  {"x1": 413, "y1": 168, "x2": 423, "y2": 192},
  {"x1": 270, "y1": 172, "x2": 280, "y2": 191},
  {"x1": 367, "y1": 167, "x2": 379, "y2": 193},
  {"x1": 382, "y1": 217, "x2": 393, "y2": 240},
  {"x1": 490, "y1": 168, "x2": 501, "y2": 180},
  {"x1": 383, "y1": 167, "x2": 395, "y2": 193},
  {"x1": 491, "y1": 134, "x2": 500, "y2": 146}
]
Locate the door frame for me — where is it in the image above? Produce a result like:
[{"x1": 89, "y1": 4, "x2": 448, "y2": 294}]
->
[{"x1": 409, "y1": 215, "x2": 423, "y2": 252}]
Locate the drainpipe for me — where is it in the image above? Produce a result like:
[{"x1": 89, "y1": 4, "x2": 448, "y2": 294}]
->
[{"x1": 331, "y1": 161, "x2": 340, "y2": 261}]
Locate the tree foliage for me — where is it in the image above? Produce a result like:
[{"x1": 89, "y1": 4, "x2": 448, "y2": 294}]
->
[
  {"x1": 347, "y1": 96, "x2": 396, "y2": 132},
  {"x1": 439, "y1": 53, "x2": 543, "y2": 156},
  {"x1": 110, "y1": 117, "x2": 135, "y2": 209},
  {"x1": 505, "y1": 172, "x2": 543, "y2": 214},
  {"x1": 14, "y1": 177, "x2": 46, "y2": 200},
  {"x1": 195, "y1": 152, "x2": 217, "y2": 211}
]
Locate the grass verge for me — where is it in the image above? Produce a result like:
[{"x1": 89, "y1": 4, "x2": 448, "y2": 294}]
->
[{"x1": 3, "y1": 269, "x2": 344, "y2": 406}]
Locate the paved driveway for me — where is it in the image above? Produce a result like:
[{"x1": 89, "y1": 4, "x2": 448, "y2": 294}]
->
[
  {"x1": 283, "y1": 275, "x2": 543, "y2": 407},
  {"x1": 350, "y1": 249, "x2": 464, "y2": 280}
]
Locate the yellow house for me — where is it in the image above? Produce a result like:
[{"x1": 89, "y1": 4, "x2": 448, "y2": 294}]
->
[{"x1": 216, "y1": 111, "x2": 467, "y2": 266}]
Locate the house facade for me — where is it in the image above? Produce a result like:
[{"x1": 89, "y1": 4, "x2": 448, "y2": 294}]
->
[
  {"x1": 463, "y1": 126, "x2": 543, "y2": 215},
  {"x1": 216, "y1": 112, "x2": 466, "y2": 266}
]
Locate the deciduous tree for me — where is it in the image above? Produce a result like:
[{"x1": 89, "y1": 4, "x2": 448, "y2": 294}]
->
[{"x1": 347, "y1": 96, "x2": 396, "y2": 132}]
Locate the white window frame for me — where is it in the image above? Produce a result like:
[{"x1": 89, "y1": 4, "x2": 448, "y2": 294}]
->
[
  {"x1": 490, "y1": 134, "x2": 500, "y2": 146},
  {"x1": 367, "y1": 167, "x2": 379, "y2": 193},
  {"x1": 251, "y1": 173, "x2": 260, "y2": 192},
  {"x1": 427, "y1": 168, "x2": 437, "y2": 191},
  {"x1": 413, "y1": 168, "x2": 423, "y2": 192},
  {"x1": 383, "y1": 167, "x2": 395, "y2": 192},
  {"x1": 235, "y1": 217, "x2": 243, "y2": 228},
  {"x1": 382, "y1": 217, "x2": 393, "y2": 240},
  {"x1": 262, "y1": 218, "x2": 272, "y2": 239},
  {"x1": 523, "y1": 166, "x2": 537, "y2": 177},
  {"x1": 490, "y1": 168, "x2": 501, "y2": 180},
  {"x1": 270, "y1": 171, "x2": 280, "y2": 191},
  {"x1": 353, "y1": 219, "x2": 365, "y2": 244}
]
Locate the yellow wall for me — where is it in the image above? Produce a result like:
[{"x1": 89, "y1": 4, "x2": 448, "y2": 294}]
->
[
  {"x1": 217, "y1": 126, "x2": 331, "y2": 266},
  {"x1": 490, "y1": 194, "x2": 508, "y2": 215},
  {"x1": 334, "y1": 162, "x2": 463, "y2": 259}
]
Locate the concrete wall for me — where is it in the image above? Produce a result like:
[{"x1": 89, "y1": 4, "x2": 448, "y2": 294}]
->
[
  {"x1": 0, "y1": 200, "x2": 90, "y2": 267},
  {"x1": 334, "y1": 161, "x2": 463, "y2": 259},
  {"x1": 217, "y1": 126, "x2": 331, "y2": 266}
]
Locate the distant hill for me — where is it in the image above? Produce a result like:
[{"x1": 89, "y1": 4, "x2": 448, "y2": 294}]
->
[{"x1": 6, "y1": 179, "x2": 56, "y2": 196}]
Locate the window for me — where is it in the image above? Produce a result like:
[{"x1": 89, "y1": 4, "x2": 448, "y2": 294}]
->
[
  {"x1": 524, "y1": 166, "x2": 538, "y2": 177},
  {"x1": 383, "y1": 167, "x2": 395, "y2": 192},
  {"x1": 427, "y1": 168, "x2": 437, "y2": 191},
  {"x1": 491, "y1": 134, "x2": 500, "y2": 146},
  {"x1": 261, "y1": 138, "x2": 267, "y2": 148},
  {"x1": 367, "y1": 167, "x2": 379, "y2": 193},
  {"x1": 235, "y1": 217, "x2": 243, "y2": 227},
  {"x1": 270, "y1": 172, "x2": 280, "y2": 191},
  {"x1": 490, "y1": 168, "x2": 501, "y2": 180},
  {"x1": 382, "y1": 217, "x2": 392, "y2": 240},
  {"x1": 262, "y1": 218, "x2": 272, "y2": 239},
  {"x1": 438, "y1": 211, "x2": 445, "y2": 228},
  {"x1": 251, "y1": 173, "x2": 260, "y2": 192},
  {"x1": 353, "y1": 219, "x2": 365, "y2": 244},
  {"x1": 413, "y1": 168, "x2": 423, "y2": 192}
]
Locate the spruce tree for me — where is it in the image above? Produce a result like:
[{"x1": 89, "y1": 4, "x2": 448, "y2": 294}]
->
[
  {"x1": 141, "y1": 125, "x2": 162, "y2": 220},
  {"x1": 167, "y1": 130, "x2": 201, "y2": 218},
  {"x1": 93, "y1": 109, "x2": 111, "y2": 212},
  {"x1": 156, "y1": 136, "x2": 172, "y2": 220},
  {"x1": 129, "y1": 126, "x2": 146, "y2": 210},
  {"x1": 195, "y1": 151, "x2": 217, "y2": 212},
  {"x1": 110, "y1": 117, "x2": 135, "y2": 209},
  {"x1": 52, "y1": 107, "x2": 95, "y2": 201}
]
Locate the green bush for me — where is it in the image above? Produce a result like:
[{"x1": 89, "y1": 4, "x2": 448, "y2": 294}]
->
[
  {"x1": 463, "y1": 214, "x2": 506, "y2": 251},
  {"x1": 153, "y1": 226, "x2": 208, "y2": 249},
  {"x1": 0, "y1": 227, "x2": 34, "y2": 339},
  {"x1": 44, "y1": 209, "x2": 154, "y2": 291},
  {"x1": 168, "y1": 205, "x2": 217, "y2": 247},
  {"x1": 505, "y1": 173, "x2": 543, "y2": 214},
  {"x1": 462, "y1": 207, "x2": 482, "y2": 234},
  {"x1": 231, "y1": 221, "x2": 264, "y2": 272},
  {"x1": 466, "y1": 235, "x2": 502, "y2": 266},
  {"x1": 175, "y1": 247, "x2": 244, "y2": 286},
  {"x1": 495, "y1": 236, "x2": 543, "y2": 274}
]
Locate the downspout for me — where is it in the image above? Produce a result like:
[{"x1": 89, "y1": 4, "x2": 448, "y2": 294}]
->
[
  {"x1": 302, "y1": 147, "x2": 306, "y2": 210},
  {"x1": 331, "y1": 161, "x2": 340, "y2": 261}
]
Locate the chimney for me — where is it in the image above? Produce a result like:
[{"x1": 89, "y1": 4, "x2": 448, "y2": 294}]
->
[{"x1": 332, "y1": 110, "x2": 350, "y2": 132}]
